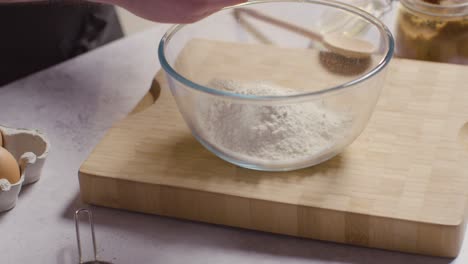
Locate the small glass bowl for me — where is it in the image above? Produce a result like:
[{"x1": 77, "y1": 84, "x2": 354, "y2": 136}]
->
[
  {"x1": 159, "y1": 0, "x2": 394, "y2": 171},
  {"x1": 395, "y1": 0, "x2": 468, "y2": 64}
]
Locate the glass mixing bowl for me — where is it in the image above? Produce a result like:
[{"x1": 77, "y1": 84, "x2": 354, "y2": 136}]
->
[{"x1": 159, "y1": 0, "x2": 394, "y2": 171}]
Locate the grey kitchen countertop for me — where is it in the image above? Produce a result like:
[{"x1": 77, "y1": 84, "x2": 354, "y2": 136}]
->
[{"x1": 0, "y1": 3, "x2": 467, "y2": 264}]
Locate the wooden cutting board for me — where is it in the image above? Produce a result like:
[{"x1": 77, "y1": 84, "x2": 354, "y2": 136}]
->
[{"x1": 79, "y1": 40, "x2": 468, "y2": 257}]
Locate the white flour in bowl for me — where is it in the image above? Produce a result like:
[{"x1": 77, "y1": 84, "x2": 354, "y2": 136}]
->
[{"x1": 196, "y1": 79, "x2": 351, "y2": 166}]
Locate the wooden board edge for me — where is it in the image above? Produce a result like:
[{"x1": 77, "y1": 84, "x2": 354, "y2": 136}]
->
[
  {"x1": 129, "y1": 77, "x2": 161, "y2": 115},
  {"x1": 79, "y1": 77, "x2": 161, "y2": 174},
  {"x1": 78, "y1": 172, "x2": 465, "y2": 257}
]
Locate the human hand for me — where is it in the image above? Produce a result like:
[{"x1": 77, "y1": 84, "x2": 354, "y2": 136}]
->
[{"x1": 98, "y1": 0, "x2": 246, "y2": 23}]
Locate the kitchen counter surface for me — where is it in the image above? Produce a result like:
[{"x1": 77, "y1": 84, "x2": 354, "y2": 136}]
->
[{"x1": 1, "y1": 3, "x2": 467, "y2": 264}]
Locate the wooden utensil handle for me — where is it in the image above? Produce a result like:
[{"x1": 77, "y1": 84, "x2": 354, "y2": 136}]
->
[{"x1": 233, "y1": 8, "x2": 323, "y2": 41}]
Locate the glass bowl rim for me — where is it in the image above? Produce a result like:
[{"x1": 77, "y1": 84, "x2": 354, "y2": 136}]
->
[{"x1": 158, "y1": 0, "x2": 395, "y2": 102}]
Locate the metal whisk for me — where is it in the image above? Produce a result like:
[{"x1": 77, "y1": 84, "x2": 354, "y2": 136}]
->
[{"x1": 75, "y1": 208, "x2": 112, "y2": 264}]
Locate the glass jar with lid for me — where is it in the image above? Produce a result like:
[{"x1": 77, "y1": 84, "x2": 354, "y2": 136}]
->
[{"x1": 395, "y1": 0, "x2": 468, "y2": 64}]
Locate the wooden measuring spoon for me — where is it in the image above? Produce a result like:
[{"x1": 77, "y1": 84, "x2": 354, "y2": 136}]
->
[{"x1": 233, "y1": 8, "x2": 375, "y2": 58}]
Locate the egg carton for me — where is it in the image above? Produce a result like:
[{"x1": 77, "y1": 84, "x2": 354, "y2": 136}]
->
[{"x1": 0, "y1": 125, "x2": 50, "y2": 212}]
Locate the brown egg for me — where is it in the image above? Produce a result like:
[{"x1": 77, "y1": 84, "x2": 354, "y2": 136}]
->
[{"x1": 0, "y1": 147, "x2": 20, "y2": 184}]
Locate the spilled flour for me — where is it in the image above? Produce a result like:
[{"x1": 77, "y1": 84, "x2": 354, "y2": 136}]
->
[{"x1": 196, "y1": 79, "x2": 352, "y2": 166}]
